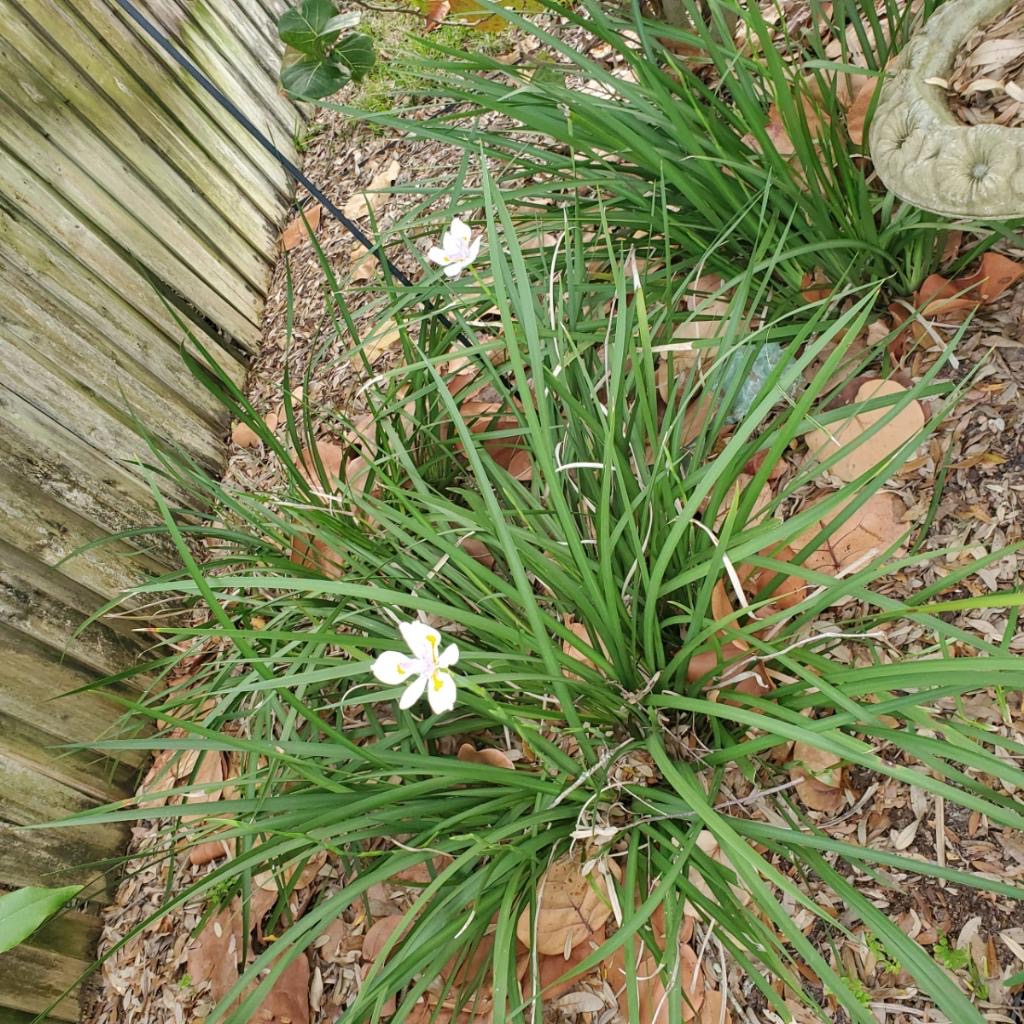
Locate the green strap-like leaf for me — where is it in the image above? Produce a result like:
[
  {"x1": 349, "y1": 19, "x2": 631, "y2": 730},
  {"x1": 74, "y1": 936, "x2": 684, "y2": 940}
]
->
[{"x1": 0, "y1": 885, "x2": 83, "y2": 954}]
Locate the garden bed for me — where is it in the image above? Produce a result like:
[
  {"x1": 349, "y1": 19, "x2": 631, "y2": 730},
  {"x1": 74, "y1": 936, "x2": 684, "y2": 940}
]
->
[{"x1": 83, "y1": 3, "x2": 1024, "y2": 1024}]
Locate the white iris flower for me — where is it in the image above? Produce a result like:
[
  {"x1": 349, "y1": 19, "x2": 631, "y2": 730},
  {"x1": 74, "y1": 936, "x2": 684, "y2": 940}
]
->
[
  {"x1": 372, "y1": 620, "x2": 459, "y2": 714},
  {"x1": 427, "y1": 217, "x2": 482, "y2": 278}
]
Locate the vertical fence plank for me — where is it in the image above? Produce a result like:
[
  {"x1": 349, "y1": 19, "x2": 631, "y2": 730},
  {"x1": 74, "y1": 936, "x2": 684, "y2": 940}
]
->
[{"x1": 0, "y1": 0, "x2": 300, "y2": 1016}]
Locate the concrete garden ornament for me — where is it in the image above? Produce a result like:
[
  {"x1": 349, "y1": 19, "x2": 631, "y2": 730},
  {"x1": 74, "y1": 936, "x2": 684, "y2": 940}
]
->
[{"x1": 870, "y1": 0, "x2": 1024, "y2": 218}]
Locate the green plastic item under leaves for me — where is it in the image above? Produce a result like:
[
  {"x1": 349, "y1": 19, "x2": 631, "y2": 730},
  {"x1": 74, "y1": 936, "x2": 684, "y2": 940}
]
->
[{"x1": 720, "y1": 342, "x2": 787, "y2": 422}]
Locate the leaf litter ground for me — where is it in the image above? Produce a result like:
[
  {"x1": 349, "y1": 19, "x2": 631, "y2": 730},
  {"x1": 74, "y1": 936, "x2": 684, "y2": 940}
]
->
[{"x1": 85, "y1": 8, "x2": 1024, "y2": 1024}]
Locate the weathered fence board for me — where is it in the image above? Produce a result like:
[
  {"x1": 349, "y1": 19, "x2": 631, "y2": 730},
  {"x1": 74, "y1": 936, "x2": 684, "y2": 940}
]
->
[{"x1": 0, "y1": 0, "x2": 296, "y2": 1015}]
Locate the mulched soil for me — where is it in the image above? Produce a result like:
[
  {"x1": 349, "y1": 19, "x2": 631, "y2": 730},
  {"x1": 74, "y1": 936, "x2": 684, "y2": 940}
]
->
[
  {"x1": 85, "y1": 8, "x2": 1024, "y2": 1024},
  {"x1": 948, "y1": 0, "x2": 1024, "y2": 127}
]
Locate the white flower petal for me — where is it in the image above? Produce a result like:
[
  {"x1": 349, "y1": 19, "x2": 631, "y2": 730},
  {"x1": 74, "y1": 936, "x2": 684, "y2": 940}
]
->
[
  {"x1": 399, "y1": 673, "x2": 429, "y2": 709},
  {"x1": 426, "y1": 669, "x2": 457, "y2": 714},
  {"x1": 449, "y1": 217, "x2": 472, "y2": 247},
  {"x1": 427, "y1": 245, "x2": 449, "y2": 266},
  {"x1": 466, "y1": 236, "x2": 482, "y2": 262},
  {"x1": 372, "y1": 650, "x2": 418, "y2": 685},
  {"x1": 438, "y1": 642, "x2": 459, "y2": 668},
  {"x1": 400, "y1": 620, "x2": 441, "y2": 664},
  {"x1": 443, "y1": 261, "x2": 465, "y2": 278}
]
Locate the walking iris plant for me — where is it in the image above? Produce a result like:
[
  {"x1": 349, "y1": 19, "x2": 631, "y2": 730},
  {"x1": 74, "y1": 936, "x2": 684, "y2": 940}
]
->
[{"x1": 56, "y1": 61, "x2": 1023, "y2": 1024}]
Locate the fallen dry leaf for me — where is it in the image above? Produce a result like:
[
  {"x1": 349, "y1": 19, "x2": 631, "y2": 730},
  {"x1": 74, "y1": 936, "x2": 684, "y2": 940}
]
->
[
  {"x1": 657, "y1": 273, "x2": 728, "y2": 402},
  {"x1": 232, "y1": 421, "x2": 261, "y2": 448},
  {"x1": 281, "y1": 204, "x2": 322, "y2": 251},
  {"x1": 362, "y1": 915, "x2": 408, "y2": 963},
  {"x1": 458, "y1": 534, "x2": 496, "y2": 569},
  {"x1": 342, "y1": 160, "x2": 402, "y2": 221},
  {"x1": 255, "y1": 850, "x2": 327, "y2": 894},
  {"x1": 699, "y1": 990, "x2": 733, "y2": 1024},
  {"x1": 424, "y1": 0, "x2": 450, "y2": 30},
  {"x1": 185, "y1": 898, "x2": 241, "y2": 1003},
  {"x1": 189, "y1": 835, "x2": 235, "y2": 867},
  {"x1": 610, "y1": 938, "x2": 705, "y2": 1023},
  {"x1": 406, "y1": 1002, "x2": 486, "y2": 1024},
  {"x1": 562, "y1": 616, "x2": 601, "y2": 676},
  {"x1": 800, "y1": 268, "x2": 832, "y2": 303},
  {"x1": 845, "y1": 73, "x2": 876, "y2": 145},
  {"x1": 711, "y1": 473, "x2": 773, "y2": 532},
  {"x1": 688, "y1": 581, "x2": 774, "y2": 700},
  {"x1": 458, "y1": 743, "x2": 515, "y2": 770},
  {"x1": 432, "y1": 930, "x2": 498, "y2": 1014},
  {"x1": 297, "y1": 440, "x2": 344, "y2": 488},
  {"x1": 804, "y1": 379, "x2": 924, "y2": 482},
  {"x1": 359, "y1": 320, "x2": 403, "y2": 364},
  {"x1": 252, "y1": 952, "x2": 310, "y2": 1024},
  {"x1": 393, "y1": 854, "x2": 454, "y2": 885},
  {"x1": 516, "y1": 856, "x2": 622, "y2": 956},
  {"x1": 744, "y1": 547, "x2": 805, "y2": 613},
  {"x1": 520, "y1": 935, "x2": 595, "y2": 1003},
  {"x1": 348, "y1": 245, "x2": 376, "y2": 283},
  {"x1": 955, "y1": 251, "x2": 1024, "y2": 303},
  {"x1": 459, "y1": 401, "x2": 532, "y2": 480},
  {"x1": 365, "y1": 881, "x2": 398, "y2": 920},
  {"x1": 684, "y1": 830, "x2": 751, "y2": 919},
  {"x1": 292, "y1": 429, "x2": 378, "y2": 575},
  {"x1": 892, "y1": 252, "x2": 1024, "y2": 352},
  {"x1": 315, "y1": 917, "x2": 352, "y2": 962},
  {"x1": 790, "y1": 741, "x2": 845, "y2": 814},
  {"x1": 182, "y1": 751, "x2": 226, "y2": 821},
  {"x1": 794, "y1": 490, "x2": 907, "y2": 576}
]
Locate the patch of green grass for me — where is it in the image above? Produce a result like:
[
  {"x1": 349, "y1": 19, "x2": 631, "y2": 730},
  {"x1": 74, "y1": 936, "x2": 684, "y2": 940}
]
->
[
  {"x1": 349, "y1": 12, "x2": 513, "y2": 115},
  {"x1": 292, "y1": 119, "x2": 328, "y2": 153}
]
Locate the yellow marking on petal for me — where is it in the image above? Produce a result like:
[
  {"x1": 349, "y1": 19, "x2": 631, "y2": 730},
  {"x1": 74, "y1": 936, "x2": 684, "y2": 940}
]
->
[{"x1": 432, "y1": 672, "x2": 445, "y2": 692}]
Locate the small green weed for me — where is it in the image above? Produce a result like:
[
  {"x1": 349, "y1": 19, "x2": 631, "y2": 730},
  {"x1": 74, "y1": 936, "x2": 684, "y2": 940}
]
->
[
  {"x1": 934, "y1": 932, "x2": 989, "y2": 999},
  {"x1": 934, "y1": 932, "x2": 970, "y2": 973},
  {"x1": 292, "y1": 119, "x2": 328, "y2": 153},
  {"x1": 845, "y1": 975, "x2": 871, "y2": 1006},
  {"x1": 866, "y1": 932, "x2": 902, "y2": 976}
]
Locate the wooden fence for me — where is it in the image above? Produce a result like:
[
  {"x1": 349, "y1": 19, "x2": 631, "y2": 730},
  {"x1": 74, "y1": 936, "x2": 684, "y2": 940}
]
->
[{"x1": 0, "y1": 0, "x2": 299, "y2": 1017}]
